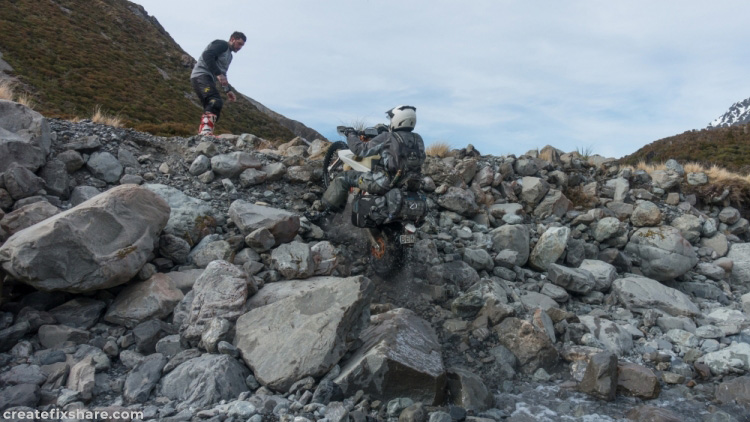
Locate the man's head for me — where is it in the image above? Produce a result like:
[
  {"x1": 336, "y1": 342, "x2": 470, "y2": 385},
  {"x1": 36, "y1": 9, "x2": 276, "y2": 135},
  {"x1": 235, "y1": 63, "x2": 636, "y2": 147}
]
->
[
  {"x1": 229, "y1": 31, "x2": 247, "y2": 52},
  {"x1": 386, "y1": 105, "x2": 417, "y2": 131}
]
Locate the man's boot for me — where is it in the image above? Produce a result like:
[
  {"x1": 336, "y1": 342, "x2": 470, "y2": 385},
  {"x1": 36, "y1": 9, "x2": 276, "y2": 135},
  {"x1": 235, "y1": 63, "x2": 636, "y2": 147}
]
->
[{"x1": 198, "y1": 112, "x2": 217, "y2": 136}]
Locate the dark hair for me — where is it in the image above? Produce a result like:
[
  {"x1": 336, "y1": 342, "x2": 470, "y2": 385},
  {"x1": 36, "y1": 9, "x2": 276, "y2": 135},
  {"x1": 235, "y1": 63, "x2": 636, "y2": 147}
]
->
[{"x1": 230, "y1": 31, "x2": 247, "y2": 42}]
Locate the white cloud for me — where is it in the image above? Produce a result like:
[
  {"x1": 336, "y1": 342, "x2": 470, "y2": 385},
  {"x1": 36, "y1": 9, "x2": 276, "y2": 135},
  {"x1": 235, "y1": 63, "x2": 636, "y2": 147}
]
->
[{"x1": 136, "y1": 0, "x2": 750, "y2": 158}]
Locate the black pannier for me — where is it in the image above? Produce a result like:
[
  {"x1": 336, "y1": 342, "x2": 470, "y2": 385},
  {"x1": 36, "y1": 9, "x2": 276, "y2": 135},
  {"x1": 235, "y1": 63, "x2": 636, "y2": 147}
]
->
[{"x1": 350, "y1": 189, "x2": 426, "y2": 228}]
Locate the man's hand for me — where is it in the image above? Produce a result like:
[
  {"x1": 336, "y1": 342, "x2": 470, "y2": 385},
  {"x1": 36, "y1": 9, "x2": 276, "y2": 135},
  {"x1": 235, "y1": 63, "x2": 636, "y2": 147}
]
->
[
  {"x1": 227, "y1": 91, "x2": 237, "y2": 102},
  {"x1": 217, "y1": 74, "x2": 228, "y2": 86}
]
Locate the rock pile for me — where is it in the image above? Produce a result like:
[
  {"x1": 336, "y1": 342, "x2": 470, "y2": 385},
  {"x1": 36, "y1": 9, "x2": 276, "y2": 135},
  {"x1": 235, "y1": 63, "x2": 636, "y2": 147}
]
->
[{"x1": 0, "y1": 99, "x2": 749, "y2": 421}]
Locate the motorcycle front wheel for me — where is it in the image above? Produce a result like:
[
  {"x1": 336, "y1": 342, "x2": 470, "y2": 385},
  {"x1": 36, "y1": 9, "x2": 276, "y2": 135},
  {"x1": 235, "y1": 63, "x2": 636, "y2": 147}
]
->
[
  {"x1": 323, "y1": 141, "x2": 348, "y2": 188},
  {"x1": 369, "y1": 224, "x2": 406, "y2": 278}
]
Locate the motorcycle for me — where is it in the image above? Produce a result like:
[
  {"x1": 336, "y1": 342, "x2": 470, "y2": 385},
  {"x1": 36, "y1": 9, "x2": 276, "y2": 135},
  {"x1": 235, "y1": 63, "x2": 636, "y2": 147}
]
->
[{"x1": 322, "y1": 126, "x2": 427, "y2": 277}]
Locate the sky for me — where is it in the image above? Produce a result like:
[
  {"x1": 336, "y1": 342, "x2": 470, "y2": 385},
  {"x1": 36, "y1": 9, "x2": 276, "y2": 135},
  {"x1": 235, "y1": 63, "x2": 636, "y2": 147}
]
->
[{"x1": 135, "y1": 0, "x2": 750, "y2": 159}]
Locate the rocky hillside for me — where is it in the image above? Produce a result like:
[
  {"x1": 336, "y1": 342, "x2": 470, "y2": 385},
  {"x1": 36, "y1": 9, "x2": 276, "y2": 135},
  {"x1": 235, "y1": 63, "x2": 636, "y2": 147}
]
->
[
  {"x1": 0, "y1": 0, "x2": 323, "y2": 142},
  {"x1": 619, "y1": 123, "x2": 750, "y2": 175},
  {"x1": 1, "y1": 101, "x2": 750, "y2": 421}
]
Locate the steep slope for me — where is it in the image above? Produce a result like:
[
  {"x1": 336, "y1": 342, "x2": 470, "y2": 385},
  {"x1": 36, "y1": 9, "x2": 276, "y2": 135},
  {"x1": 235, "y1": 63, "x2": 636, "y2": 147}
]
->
[
  {"x1": 619, "y1": 124, "x2": 750, "y2": 174},
  {"x1": 708, "y1": 97, "x2": 750, "y2": 128},
  {"x1": 0, "y1": 0, "x2": 318, "y2": 142}
]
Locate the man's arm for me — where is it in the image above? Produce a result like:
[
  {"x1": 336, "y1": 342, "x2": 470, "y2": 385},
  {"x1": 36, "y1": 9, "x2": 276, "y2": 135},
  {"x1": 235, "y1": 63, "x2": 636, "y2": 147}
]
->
[{"x1": 347, "y1": 132, "x2": 387, "y2": 157}]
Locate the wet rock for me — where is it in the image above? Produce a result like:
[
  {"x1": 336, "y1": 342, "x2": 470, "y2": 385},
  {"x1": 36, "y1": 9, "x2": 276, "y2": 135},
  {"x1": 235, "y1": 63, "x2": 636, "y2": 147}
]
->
[
  {"x1": 715, "y1": 375, "x2": 750, "y2": 407},
  {"x1": 578, "y1": 351, "x2": 617, "y2": 401},
  {"x1": 493, "y1": 317, "x2": 558, "y2": 374},
  {"x1": 335, "y1": 308, "x2": 446, "y2": 405},
  {"x1": 446, "y1": 367, "x2": 494, "y2": 412},
  {"x1": 625, "y1": 405, "x2": 680, "y2": 422}
]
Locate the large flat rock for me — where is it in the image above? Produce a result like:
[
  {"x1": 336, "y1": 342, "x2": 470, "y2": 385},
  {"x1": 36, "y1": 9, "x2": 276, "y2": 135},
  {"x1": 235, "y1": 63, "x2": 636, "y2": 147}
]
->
[
  {"x1": 234, "y1": 276, "x2": 374, "y2": 391},
  {"x1": 0, "y1": 185, "x2": 169, "y2": 292}
]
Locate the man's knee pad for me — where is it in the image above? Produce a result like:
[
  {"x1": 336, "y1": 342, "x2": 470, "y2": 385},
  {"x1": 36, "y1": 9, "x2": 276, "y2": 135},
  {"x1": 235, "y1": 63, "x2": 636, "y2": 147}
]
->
[{"x1": 206, "y1": 97, "x2": 224, "y2": 117}]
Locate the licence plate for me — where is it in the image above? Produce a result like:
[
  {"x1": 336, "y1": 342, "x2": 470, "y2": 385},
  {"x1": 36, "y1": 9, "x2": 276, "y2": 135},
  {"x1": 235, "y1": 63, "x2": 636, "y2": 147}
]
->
[{"x1": 399, "y1": 234, "x2": 416, "y2": 244}]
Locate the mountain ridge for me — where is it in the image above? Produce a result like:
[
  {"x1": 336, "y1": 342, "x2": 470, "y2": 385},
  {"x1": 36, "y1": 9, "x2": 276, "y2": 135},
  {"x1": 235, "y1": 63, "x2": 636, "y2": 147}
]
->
[{"x1": 708, "y1": 97, "x2": 750, "y2": 129}]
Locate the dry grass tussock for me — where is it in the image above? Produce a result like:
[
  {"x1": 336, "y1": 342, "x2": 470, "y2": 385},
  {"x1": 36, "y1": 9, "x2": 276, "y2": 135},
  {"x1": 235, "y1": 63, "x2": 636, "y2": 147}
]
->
[
  {"x1": 90, "y1": 105, "x2": 123, "y2": 127},
  {"x1": 0, "y1": 79, "x2": 36, "y2": 108},
  {"x1": 0, "y1": 79, "x2": 14, "y2": 100},
  {"x1": 426, "y1": 142, "x2": 452, "y2": 158},
  {"x1": 623, "y1": 160, "x2": 750, "y2": 184},
  {"x1": 622, "y1": 160, "x2": 750, "y2": 211}
]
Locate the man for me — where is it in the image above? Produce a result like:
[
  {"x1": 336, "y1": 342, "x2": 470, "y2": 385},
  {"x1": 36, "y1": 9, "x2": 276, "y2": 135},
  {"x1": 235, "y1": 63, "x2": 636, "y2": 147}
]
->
[
  {"x1": 190, "y1": 31, "x2": 246, "y2": 136},
  {"x1": 321, "y1": 105, "x2": 426, "y2": 212}
]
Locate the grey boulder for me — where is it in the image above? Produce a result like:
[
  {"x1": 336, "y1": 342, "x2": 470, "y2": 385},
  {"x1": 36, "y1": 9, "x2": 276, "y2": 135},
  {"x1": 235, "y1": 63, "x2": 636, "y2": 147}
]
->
[
  {"x1": 0, "y1": 100, "x2": 50, "y2": 172},
  {"x1": 0, "y1": 185, "x2": 169, "y2": 292},
  {"x1": 180, "y1": 260, "x2": 248, "y2": 343},
  {"x1": 335, "y1": 308, "x2": 446, "y2": 405},
  {"x1": 229, "y1": 200, "x2": 300, "y2": 246},
  {"x1": 624, "y1": 226, "x2": 698, "y2": 281},
  {"x1": 612, "y1": 276, "x2": 700, "y2": 317},
  {"x1": 105, "y1": 273, "x2": 184, "y2": 328},
  {"x1": 236, "y1": 276, "x2": 374, "y2": 391},
  {"x1": 158, "y1": 354, "x2": 250, "y2": 408}
]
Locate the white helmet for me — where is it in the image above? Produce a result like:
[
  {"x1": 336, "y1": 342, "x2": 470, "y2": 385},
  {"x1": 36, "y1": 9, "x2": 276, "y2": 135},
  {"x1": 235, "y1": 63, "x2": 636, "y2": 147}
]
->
[{"x1": 386, "y1": 105, "x2": 416, "y2": 131}]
